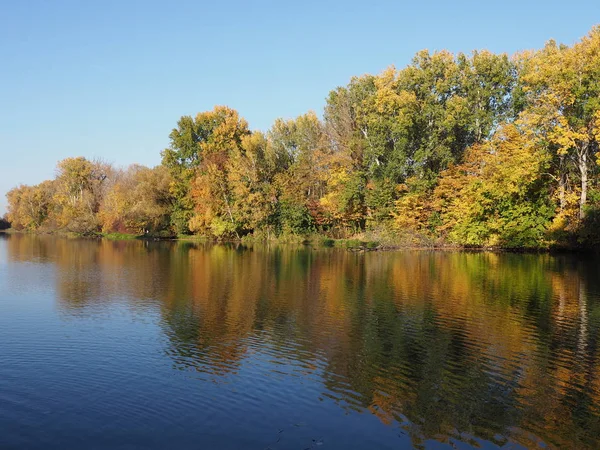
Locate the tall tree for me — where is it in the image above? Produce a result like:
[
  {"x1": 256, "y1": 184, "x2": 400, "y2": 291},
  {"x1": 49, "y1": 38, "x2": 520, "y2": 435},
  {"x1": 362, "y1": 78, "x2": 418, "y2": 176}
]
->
[
  {"x1": 520, "y1": 27, "x2": 600, "y2": 220},
  {"x1": 433, "y1": 125, "x2": 553, "y2": 247},
  {"x1": 227, "y1": 132, "x2": 278, "y2": 235},
  {"x1": 99, "y1": 165, "x2": 173, "y2": 234},
  {"x1": 269, "y1": 112, "x2": 327, "y2": 233},
  {"x1": 52, "y1": 157, "x2": 112, "y2": 233},
  {"x1": 6, "y1": 181, "x2": 54, "y2": 230},
  {"x1": 162, "y1": 106, "x2": 250, "y2": 234}
]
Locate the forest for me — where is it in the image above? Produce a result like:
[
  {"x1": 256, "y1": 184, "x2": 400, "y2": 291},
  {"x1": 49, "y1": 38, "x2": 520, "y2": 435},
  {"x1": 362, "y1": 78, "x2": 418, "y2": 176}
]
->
[{"x1": 5, "y1": 26, "x2": 600, "y2": 248}]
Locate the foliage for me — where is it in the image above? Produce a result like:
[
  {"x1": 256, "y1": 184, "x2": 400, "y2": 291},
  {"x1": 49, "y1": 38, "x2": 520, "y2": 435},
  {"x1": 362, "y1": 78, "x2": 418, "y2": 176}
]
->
[
  {"x1": 99, "y1": 165, "x2": 173, "y2": 234},
  {"x1": 161, "y1": 106, "x2": 250, "y2": 234},
  {"x1": 519, "y1": 26, "x2": 600, "y2": 224},
  {"x1": 6, "y1": 25, "x2": 600, "y2": 247},
  {"x1": 434, "y1": 125, "x2": 554, "y2": 247},
  {"x1": 51, "y1": 157, "x2": 112, "y2": 233},
  {"x1": 6, "y1": 181, "x2": 54, "y2": 230},
  {"x1": 0, "y1": 215, "x2": 9, "y2": 230}
]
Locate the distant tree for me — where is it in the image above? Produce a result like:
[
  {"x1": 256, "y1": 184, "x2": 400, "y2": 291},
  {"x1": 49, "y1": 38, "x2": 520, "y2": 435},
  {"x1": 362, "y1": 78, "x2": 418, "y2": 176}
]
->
[
  {"x1": 99, "y1": 165, "x2": 173, "y2": 234},
  {"x1": 52, "y1": 157, "x2": 113, "y2": 233},
  {"x1": 6, "y1": 181, "x2": 54, "y2": 230}
]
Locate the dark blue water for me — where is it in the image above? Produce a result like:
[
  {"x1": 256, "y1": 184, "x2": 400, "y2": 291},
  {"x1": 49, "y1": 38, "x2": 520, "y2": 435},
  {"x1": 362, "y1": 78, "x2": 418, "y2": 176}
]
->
[{"x1": 1, "y1": 234, "x2": 600, "y2": 449}]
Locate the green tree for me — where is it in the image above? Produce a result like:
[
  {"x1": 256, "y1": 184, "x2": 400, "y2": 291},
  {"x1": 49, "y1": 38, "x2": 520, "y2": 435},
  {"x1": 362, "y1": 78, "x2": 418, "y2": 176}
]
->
[{"x1": 269, "y1": 112, "x2": 327, "y2": 234}]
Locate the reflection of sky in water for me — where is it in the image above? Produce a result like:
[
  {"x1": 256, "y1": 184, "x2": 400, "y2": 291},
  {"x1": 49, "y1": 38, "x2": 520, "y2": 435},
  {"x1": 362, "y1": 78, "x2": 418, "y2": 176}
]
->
[
  {"x1": 0, "y1": 234, "x2": 7, "y2": 265},
  {"x1": 1, "y1": 234, "x2": 600, "y2": 449}
]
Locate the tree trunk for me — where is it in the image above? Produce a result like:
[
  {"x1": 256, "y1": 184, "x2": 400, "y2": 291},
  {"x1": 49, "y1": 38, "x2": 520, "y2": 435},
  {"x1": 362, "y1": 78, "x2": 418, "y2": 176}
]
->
[
  {"x1": 579, "y1": 145, "x2": 588, "y2": 220},
  {"x1": 558, "y1": 155, "x2": 566, "y2": 211},
  {"x1": 221, "y1": 190, "x2": 240, "y2": 239}
]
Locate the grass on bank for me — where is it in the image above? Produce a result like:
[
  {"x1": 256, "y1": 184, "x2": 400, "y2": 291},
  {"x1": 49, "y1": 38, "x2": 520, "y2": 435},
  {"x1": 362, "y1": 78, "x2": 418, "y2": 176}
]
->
[{"x1": 102, "y1": 232, "x2": 140, "y2": 240}]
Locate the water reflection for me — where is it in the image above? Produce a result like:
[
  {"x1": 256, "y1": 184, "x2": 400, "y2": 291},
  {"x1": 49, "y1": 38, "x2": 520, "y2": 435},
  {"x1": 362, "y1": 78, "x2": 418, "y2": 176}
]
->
[{"x1": 3, "y1": 234, "x2": 600, "y2": 449}]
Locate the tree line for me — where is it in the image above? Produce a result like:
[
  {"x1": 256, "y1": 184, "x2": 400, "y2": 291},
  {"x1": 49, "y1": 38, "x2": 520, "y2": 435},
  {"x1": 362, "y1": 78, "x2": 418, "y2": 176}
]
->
[{"x1": 6, "y1": 26, "x2": 600, "y2": 247}]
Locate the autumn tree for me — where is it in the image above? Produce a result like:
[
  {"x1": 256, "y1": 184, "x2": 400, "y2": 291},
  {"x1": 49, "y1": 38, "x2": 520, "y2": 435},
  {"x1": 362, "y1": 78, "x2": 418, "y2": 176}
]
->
[
  {"x1": 432, "y1": 125, "x2": 553, "y2": 247},
  {"x1": 166, "y1": 107, "x2": 251, "y2": 237},
  {"x1": 6, "y1": 181, "x2": 54, "y2": 230},
  {"x1": 161, "y1": 106, "x2": 251, "y2": 234},
  {"x1": 52, "y1": 157, "x2": 113, "y2": 233},
  {"x1": 226, "y1": 132, "x2": 279, "y2": 235},
  {"x1": 268, "y1": 112, "x2": 328, "y2": 234},
  {"x1": 520, "y1": 27, "x2": 600, "y2": 222},
  {"x1": 322, "y1": 76, "x2": 378, "y2": 230},
  {"x1": 99, "y1": 165, "x2": 173, "y2": 234},
  {"x1": 326, "y1": 50, "x2": 517, "y2": 226}
]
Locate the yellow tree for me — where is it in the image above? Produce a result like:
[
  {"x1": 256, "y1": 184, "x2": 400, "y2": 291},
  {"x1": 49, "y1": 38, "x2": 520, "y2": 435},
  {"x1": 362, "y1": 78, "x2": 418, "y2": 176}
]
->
[
  {"x1": 226, "y1": 132, "x2": 278, "y2": 235},
  {"x1": 319, "y1": 166, "x2": 366, "y2": 234},
  {"x1": 162, "y1": 106, "x2": 250, "y2": 234},
  {"x1": 433, "y1": 125, "x2": 553, "y2": 247},
  {"x1": 6, "y1": 181, "x2": 54, "y2": 230},
  {"x1": 52, "y1": 157, "x2": 112, "y2": 233},
  {"x1": 98, "y1": 167, "x2": 135, "y2": 232},
  {"x1": 127, "y1": 165, "x2": 173, "y2": 233},
  {"x1": 520, "y1": 27, "x2": 600, "y2": 220},
  {"x1": 181, "y1": 107, "x2": 250, "y2": 237},
  {"x1": 99, "y1": 165, "x2": 173, "y2": 234}
]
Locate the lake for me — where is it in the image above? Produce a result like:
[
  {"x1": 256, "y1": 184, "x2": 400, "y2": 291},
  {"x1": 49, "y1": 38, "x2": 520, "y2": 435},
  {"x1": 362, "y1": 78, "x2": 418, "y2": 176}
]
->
[{"x1": 1, "y1": 234, "x2": 599, "y2": 449}]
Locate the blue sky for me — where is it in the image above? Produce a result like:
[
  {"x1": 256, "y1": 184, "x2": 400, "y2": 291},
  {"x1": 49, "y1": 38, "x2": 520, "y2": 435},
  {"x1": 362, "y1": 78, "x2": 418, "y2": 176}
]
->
[{"x1": 1, "y1": 0, "x2": 599, "y2": 215}]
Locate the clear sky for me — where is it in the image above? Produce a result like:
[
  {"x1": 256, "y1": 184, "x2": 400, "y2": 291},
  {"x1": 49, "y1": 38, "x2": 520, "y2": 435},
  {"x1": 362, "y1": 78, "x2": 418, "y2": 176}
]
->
[{"x1": 1, "y1": 0, "x2": 599, "y2": 215}]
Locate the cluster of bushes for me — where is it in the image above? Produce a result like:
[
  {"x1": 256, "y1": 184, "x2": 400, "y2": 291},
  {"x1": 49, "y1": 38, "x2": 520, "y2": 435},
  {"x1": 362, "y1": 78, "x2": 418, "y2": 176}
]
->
[{"x1": 0, "y1": 216, "x2": 10, "y2": 230}]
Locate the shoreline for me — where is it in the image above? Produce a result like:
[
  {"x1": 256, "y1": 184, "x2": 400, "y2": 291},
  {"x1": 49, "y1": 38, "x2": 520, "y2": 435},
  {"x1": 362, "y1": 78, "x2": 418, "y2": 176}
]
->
[{"x1": 2, "y1": 229, "x2": 597, "y2": 254}]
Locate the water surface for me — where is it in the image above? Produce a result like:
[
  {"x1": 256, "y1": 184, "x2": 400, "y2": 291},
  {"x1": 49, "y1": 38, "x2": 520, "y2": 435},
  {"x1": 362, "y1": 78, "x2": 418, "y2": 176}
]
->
[{"x1": 1, "y1": 234, "x2": 599, "y2": 449}]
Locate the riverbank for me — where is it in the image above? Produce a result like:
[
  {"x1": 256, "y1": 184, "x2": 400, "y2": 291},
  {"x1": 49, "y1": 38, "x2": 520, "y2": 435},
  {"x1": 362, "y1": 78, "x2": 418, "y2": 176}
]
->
[
  {"x1": 3, "y1": 228, "x2": 596, "y2": 253},
  {"x1": 0, "y1": 228, "x2": 382, "y2": 249}
]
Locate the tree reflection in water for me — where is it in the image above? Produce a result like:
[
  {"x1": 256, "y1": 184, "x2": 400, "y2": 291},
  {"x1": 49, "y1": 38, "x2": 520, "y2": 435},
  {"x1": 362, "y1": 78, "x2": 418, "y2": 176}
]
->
[{"x1": 5, "y1": 234, "x2": 600, "y2": 449}]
